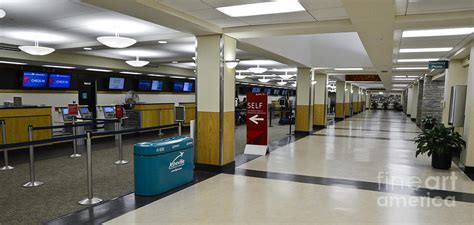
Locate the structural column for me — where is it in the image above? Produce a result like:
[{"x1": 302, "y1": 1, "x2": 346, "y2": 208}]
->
[
  {"x1": 461, "y1": 45, "x2": 474, "y2": 175},
  {"x1": 344, "y1": 82, "x2": 352, "y2": 117},
  {"x1": 195, "y1": 34, "x2": 235, "y2": 170},
  {"x1": 353, "y1": 86, "x2": 360, "y2": 113},
  {"x1": 335, "y1": 81, "x2": 346, "y2": 120},
  {"x1": 410, "y1": 82, "x2": 419, "y2": 121},
  {"x1": 295, "y1": 67, "x2": 313, "y2": 134},
  {"x1": 406, "y1": 86, "x2": 413, "y2": 117},
  {"x1": 313, "y1": 73, "x2": 328, "y2": 128}
]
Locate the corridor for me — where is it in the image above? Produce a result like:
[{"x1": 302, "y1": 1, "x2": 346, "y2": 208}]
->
[{"x1": 104, "y1": 110, "x2": 474, "y2": 225}]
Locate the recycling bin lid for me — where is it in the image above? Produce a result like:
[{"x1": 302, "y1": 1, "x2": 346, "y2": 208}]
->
[{"x1": 134, "y1": 136, "x2": 193, "y2": 156}]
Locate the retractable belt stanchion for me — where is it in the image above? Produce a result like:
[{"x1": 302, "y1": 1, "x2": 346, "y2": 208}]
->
[
  {"x1": 178, "y1": 121, "x2": 182, "y2": 136},
  {"x1": 114, "y1": 118, "x2": 128, "y2": 165},
  {"x1": 288, "y1": 110, "x2": 292, "y2": 135},
  {"x1": 22, "y1": 125, "x2": 44, "y2": 188},
  {"x1": 70, "y1": 117, "x2": 82, "y2": 158},
  {"x1": 0, "y1": 120, "x2": 14, "y2": 171},
  {"x1": 269, "y1": 109, "x2": 273, "y2": 127},
  {"x1": 158, "y1": 110, "x2": 164, "y2": 136},
  {"x1": 79, "y1": 131, "x2": 102, "y2": 205}
]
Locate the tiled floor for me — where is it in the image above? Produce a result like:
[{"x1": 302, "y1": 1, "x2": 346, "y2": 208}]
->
[{"x1": 94, "y1": 110, "x2": 474, "y2": 224}]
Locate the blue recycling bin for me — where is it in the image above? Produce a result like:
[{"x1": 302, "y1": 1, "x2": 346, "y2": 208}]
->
[{"x1": 134, "y1": 136, "x2": 194, "y2": 196}]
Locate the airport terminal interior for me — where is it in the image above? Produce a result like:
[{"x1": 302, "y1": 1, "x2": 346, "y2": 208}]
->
[{"x1": 0, "y1": 0, "x2": 473, "y2": 224}]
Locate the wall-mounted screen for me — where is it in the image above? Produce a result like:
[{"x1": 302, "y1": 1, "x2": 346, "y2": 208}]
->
[
  {"x1": 281, "y1": 90, "x2": 288, "y2": 95},
  {"x1": 183, "y1": 82, "x2": 193, "y2": 92},
  {"x1": 173, "y1": 81, "x2": 184, "y2": 92},
  {"x1": 273, "y1": 89, "x2": 280, "y2": 95},
  {"x1": 151, "y1": 80, "x2": 164, "y2": 91},
  {"x1": 49, "y1": 74, "x2": 71, "y2": 89},
  {"x1": 138, "y1": 80, "x2": 152, "y2": 91},
  {"x1": 264, "y1": 88, "x2": 272, "y2": 93},
  {"x1": 109, "y1": 77, "x2": 125, "y2": 90},
  {"x1": 23, "y1": 72, "x2": 48, "y2": 88},
  {"x1": 252, "y1": 87, "x2": 260, "y2": 93}
]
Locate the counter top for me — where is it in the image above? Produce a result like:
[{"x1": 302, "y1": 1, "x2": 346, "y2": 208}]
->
[{"x1": 0, "y1": 105, "x2": 52, "y2": 110}]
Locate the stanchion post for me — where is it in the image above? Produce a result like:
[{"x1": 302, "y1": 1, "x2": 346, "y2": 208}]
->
[
  {"x1": 78, "y1": 131, "x2": 102, "y2": 205},
  {"x1": 288, "y1": 109, "x2": 292, "y2": 136},
  {"x1": 70, "y1": 116, "x2": 82, "y2": 158},
  {"x1": 158, "y1": 110, "x2": 164, "y2": 136},
  {"x1": 178, "y1": 121, "x2": 182, "y2": 136},
  {"x1": 22, "y1": 125, "x2": 44, "y2": 187},
  {"x1": 0, "y1": 120, "x2": 14, "y2": 170},
  {"x1": 269, "y1": 109, "x2": 273, "y2": 127},
  {"x1": 114, "y1": 118, "x2": 128, "y2": 165}
]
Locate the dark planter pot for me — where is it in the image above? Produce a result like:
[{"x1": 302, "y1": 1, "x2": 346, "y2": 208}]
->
[
  {"x1": 423, "y1": 124, "x2": 434, "y2": 130},
  {"x1": 431, "y1": 151, "x2": 452, "y2": 170}
]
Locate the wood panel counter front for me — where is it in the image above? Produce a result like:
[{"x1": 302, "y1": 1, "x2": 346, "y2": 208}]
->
[
  {"x1": 0, "y1": 106, "x2": 52, "y2": 148},
  {"x1": 133, "y1": 103, "x2": 196, "y2": 128}
]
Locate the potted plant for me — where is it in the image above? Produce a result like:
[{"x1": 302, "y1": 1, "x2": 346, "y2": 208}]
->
[
  {"x1": 415, "y1": 125, "x2": 466, "y2": 170},
  {"x1": 421, "y1": 116, "x2": 437, "y2": 130}
]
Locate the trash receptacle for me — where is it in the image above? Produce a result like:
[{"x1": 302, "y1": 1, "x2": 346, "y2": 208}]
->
[{"x1": 134, "y1": 136, "x2": 194, "y2": 196}]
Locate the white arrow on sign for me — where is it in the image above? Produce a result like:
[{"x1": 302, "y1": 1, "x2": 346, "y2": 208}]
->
[{"x1": 249, "y1": 114, "x2": 264, "y2": 125}]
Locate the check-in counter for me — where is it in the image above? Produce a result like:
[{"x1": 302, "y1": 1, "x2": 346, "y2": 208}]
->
[
  {"x1": 0, "y1": 106, "x2": 52, "y2": 147},
  {"x1": 133, "y1": 103, "x2": 196, "y2": 128},
  {"x1": 181, "y1": 103, "x2": 196, "y2": 126}
]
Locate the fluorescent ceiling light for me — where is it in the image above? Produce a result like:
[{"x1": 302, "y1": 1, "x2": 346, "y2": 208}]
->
[
  {"x1": 19, "y1": 40, "x2": 55, "y2": 56},
  {"x1": 86, "y1": 68, "x2": 112, "y2": 72},
  {"x1": 148, "y1": 74, "x2": 165, "y2": 77},
  {"x1": 188, "y1": 77, "x2": 196, "y2": 80},
  {"x1": 170, "y1": 76, "x2": 185, "y2": 79},
  {"x1": 402, "y1": 28, "x2": 474, "y2": 38},
  {"x1": 158, "y1": 40, "x2": 168, "y2": 44},
  {"x1": 399, "y1": 48, "x2": 452, "y2": 53},
  {"x1": 334, "y1": 68, "x2": 363, "y2": 71},
  {"x1": 0, "y1": 60, "x2": 27, "y2": 65},
  {"x1": 126, "y1": 56, "x2": 149, "y2": 67},
  {"x1": 83, "y1": 47, "x2": 92, "y2": 51},
  {"x1": 395, "y1": 67, "x2": 428, "y2": 70},
  {"x1": 43, "y1": 65, "x2": 75, "y2": 69},
  {"x1": 120, "y1": 71, "x2": 141, "y2": 75},
  {"x1": 97, "y1": 32, "x2": 136, "y2": 49},
  {"x1": 398, "y1": 58, "x2": 438, "y2": 62},
  {"x1": 217, "y1": 1, "x2": 305, "y2": 17}
]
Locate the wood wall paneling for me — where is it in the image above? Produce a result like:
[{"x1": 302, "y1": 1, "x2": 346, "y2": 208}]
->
[{"x1": 295, "y1": 105, "x2": 310, "y2": 132}]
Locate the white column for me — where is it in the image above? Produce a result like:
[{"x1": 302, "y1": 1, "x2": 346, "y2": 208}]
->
[
  {"x1": 411, "y1": 83, "x2": 419, "y2": 120},
  {"x1": 461, "y1": 45, "x2": 474, "y2": 169},
  {"x1": 406, "y1": 86, "x2": 413, "y2": 116}
]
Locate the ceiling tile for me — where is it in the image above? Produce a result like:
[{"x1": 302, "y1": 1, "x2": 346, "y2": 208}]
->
[
  {"x1": 407, "y1": 0, "x2": 474, "y2": 14},
  {"x1": 237, "y1": 11, "x2": 315, "y2": 25},
  {"x1": 187, "y1": 8, "x2": 228, "y2": 20},
  {"x1": 160, "y1": 0, "x2": 212, "y2": 11},
  {"x1": 395, "y1": 0, "x2": 408, "y2": 15},
  {"x1": 201, "y1": 0, "x2": 270, "y2": 8},
  {"x1": 299, "y1": 0, "x2": 343, "y2": 10},
  {"x1": 308, "y1": 7, "x2": 348, "y2": 21}
]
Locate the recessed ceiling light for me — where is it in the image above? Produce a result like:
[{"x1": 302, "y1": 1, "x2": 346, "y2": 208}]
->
[
  {"x1": 397, "y1": 58, "x2": 439, "y2": 62},
  {"x1": 148, "y1": 74, "x2": 165, "y2": 77},
  {"x1": 334, "y1": 68, "x2": 364, "y2": 71},
  {"x1": 158, "y1": 40, "x2": 168, "y2": 44},
  {"x1": 188, "y1": 77, "x2": 196, "y2": 80},
  {"x1": 172, "y1": 61, "x2": 179, "y2": 64},
  {"x1": 0, "y1": 60, "x2": 27, "y2": 65},
  {"x1": 395, "y1": 67, "x2": 428, "y2": 70},
  {"x1": 83, "y1": 47, "x2": 92, "y2": 51},
  {"x1": 86, "y1": 68, "x2": 112, "y2": 72},
  {"x1": 43, "y1": 65, "x2": 76, "y2": 69},
  {"x1": 170, "y1": 76, "x2": 185, "y2": 79},
  {"x1": 402, "y1": 28, "x2": 474, "y2": 37},
  {"x1": 399, "y1": 47, "x2": 452, "y2": 53},
  {"x1": 120, "y1": 71, "x2": 142, "y2": 75},
  {"x1": 217, "y1": 1, "x2": 305, "y2": 17}
]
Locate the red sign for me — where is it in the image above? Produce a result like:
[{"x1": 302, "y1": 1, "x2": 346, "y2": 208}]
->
[
  {"x1": 68, "y1": 103, "x2": 78, "y2": 116},
  {"x1": 115, "y1": 105, "x2": 124, "y2": 119},
  {"x1": 246, "y1": 92, "x2": 268, "y2": 145}
]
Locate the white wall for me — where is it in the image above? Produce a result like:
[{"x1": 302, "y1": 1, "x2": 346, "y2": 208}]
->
[{"x1": 97, "y1": 93, "x2": 195, "y2": 105}]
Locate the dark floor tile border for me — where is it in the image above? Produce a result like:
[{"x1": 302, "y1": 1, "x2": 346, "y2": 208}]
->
[
  {"x1": 333, "y1": 127, "x2": 421, "y2": 134},
  {"x1": 43, "y1": 170, "x2": 218, "y2": 225},
  {"x1": 234, "y1": 169, "x2": 474, "y2": 203},
  {"x1": 311, "y1": 133, "x2": 415, "y2": 142}
]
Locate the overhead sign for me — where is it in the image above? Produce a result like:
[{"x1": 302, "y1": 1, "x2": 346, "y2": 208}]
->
[
  {"x1": 244, "y1": 92, "x2": 268, "y2": 155},
  {"x1": 429, "y1": 60, "x2": 449, "y2": 69}
]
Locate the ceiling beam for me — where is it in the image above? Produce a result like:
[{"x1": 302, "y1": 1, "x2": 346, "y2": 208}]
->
[
  {"x1": 395, "y1": 10, "x2": 474, "y2": 30},
  {"x1": 237, "y1": 41, "x2": 307, "y2": 68}
]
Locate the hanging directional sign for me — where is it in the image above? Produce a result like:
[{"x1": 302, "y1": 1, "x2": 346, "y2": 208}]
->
[
  {"x1": 244, "y1": 92, "x2": 268, "y2": 155},
  {"x1": 429, "y1": 60, "x2": 449, "y2": 69}
]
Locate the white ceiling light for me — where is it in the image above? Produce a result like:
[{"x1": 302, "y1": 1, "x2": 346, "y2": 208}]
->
[
  {"x1": 395, "y1": 67, "x2": 428, "y2": 70},
  {"x1": 97, "y1": 31, "x2": 136, "y2": 49},
  {"x1": 291, "y1": 82, "x2": 297, "y2": 87},
  {"x1": 158, "y1": 40, "x2": 168, "y2": 44},
  {"x1": 235, "y1": 72, "x2": 247, "y2": 80},
  {"x1": 0, "y1": 60, "x2": 27, "y2": 65},
  {"x1": 279, "y1": 71, "x2": 294, "y2": 80},
  {"x1": 120, "y1": 71, "x2": 141, "y2": 75},
  {"x1": 277, "y1": 79, "x2": 287, "y2": 86},
  {"x1": 258, "y1": 75, "x2": 270, "y2": 83},
  {"x1": 171, "y1": 76, "x2": 185, "y2": 79},
  {"x1": 334, "y1": 68, "x2": 363, "y2": 71},
  {"x1": 148, "y1": 74, "x2": 165, "y2": 77},
  {"x1": 83, "y1": 47, "x2": 92, "y2": 51},
  {"x1": 0, "y1": 9, "x2": 6, "y2": 18},
  {"x1": 86, "y1": 68, "x2": 112, "y2": 72},
  {"x1": 402, "y1": 28, "x2": 474, "y2": 38},
  {"x1": 399, "y1": 48, "x2": 453, "y2": 53},
  {"x1": 248, "y1": 65, "x2": 267, "y2": 74},
  {"x1": 19, "y1": 40, "x2": 55, "y2": 56},
  {"x1": 225, "y1": 59, "x2": 239, "y2": 69},
  {"x1": 216, "y1": 1, "x2": 305, "y2": 17},
  {"x1": 126, "y1": 56, "x2": 149, "y2": 67},
  {"x1": 398, "y1": 58, "x2": 439, "y2": 62},
  {"x1": 43, "y1": 65, "x2": 75, "y2": 69}
]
